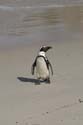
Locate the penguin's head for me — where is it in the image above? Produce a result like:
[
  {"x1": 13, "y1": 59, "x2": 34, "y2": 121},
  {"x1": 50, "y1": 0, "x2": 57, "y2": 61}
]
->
[{"x1": 40, "y1": 46, "x2": 52, "y2": 52}]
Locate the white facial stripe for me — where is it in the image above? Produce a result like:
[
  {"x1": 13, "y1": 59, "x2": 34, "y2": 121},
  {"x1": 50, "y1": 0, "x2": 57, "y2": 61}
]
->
[{"x1": 38, "y1": 51, "x2": 45, "y2": 57}]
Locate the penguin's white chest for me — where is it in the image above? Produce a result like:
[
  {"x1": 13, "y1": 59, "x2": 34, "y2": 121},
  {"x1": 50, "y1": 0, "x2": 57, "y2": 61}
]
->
[{"x1": 36, "y1": 57, "x2": 49, "y2": 79}]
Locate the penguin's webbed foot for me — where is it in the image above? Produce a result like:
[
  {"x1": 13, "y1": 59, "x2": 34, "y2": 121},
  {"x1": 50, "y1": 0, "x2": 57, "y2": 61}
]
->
[
  {"x1": 44, "y1": 78, "x2": 51, "y2": 84},
  {"x1": 35, "y1": 79, "x2": 40, "y2": 85}
]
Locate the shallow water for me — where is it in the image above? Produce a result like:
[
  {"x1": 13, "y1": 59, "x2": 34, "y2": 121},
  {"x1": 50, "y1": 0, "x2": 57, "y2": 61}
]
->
[{"x1": 0, "y1": 2, "x2": 83, "y2": 48}]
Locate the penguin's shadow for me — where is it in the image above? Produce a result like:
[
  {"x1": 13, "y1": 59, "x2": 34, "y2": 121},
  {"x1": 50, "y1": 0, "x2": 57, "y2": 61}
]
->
[{"x1": 17, "y1": 77, "x2": 41, "y2": 85}]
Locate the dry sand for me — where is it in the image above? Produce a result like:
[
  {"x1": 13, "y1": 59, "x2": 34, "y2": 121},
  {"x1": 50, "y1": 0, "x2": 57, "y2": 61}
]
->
[{"x1": 0, "y1": 40, "x2": 83, "y2": 125}]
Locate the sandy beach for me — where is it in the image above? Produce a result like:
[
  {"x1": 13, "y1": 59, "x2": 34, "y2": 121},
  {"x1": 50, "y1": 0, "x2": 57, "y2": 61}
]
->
[
  {"x1": 0, "y1": 1, "x2": 83, "y2": 125},
  {"x1": 0, "y1": 39, "x2": 83, "y2": 125}
]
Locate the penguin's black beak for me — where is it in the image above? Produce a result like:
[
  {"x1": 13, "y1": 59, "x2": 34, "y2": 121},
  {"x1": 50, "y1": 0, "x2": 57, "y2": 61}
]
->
[
  {"x1": 40, "y1": 46, "x2": 52, "y2": 52},
  {"x1": 44, "y1": 46, "x2": 52, "y2": 52}
]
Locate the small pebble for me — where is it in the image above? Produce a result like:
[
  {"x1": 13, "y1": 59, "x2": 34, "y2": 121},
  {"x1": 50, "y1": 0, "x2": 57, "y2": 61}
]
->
[
  {"x1": 46, "y1": 112, "x2": 49, "y2": 114},
  {"x1": 78, "y1": 99, "x2": 83, "y2": 103},
  {"x1": 16, "y1": 122, "x2": 19, "y2": 125}
]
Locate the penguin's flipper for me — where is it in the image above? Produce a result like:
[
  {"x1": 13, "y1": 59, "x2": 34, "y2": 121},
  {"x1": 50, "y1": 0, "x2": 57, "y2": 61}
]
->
[
  {"x1": 47, "y1": 59, "x2": 53, "y2": 75},
  {"x1": 31, "y1": 60, "x2": 36, "y2": 75},
  {"x1": 49, "y1": 62, "x2": 53, "y2": 75}
]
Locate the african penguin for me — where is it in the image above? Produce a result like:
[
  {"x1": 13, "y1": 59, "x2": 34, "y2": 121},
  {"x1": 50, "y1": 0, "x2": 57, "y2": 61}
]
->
[{"x1": 31, "y1": 46, "x2": 53, "y2": 84}]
